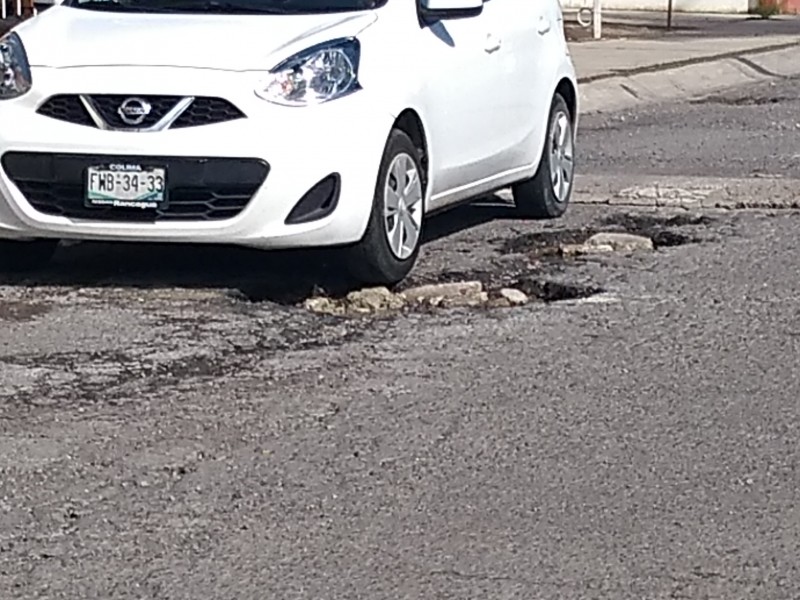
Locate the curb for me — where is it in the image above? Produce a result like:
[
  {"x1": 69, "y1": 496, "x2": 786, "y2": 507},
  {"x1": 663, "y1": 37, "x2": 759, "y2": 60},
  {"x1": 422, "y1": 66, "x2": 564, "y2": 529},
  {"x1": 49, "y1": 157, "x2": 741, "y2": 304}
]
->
[{"x1": 578, "y1": 42, "x2": 800, "y2": 115}]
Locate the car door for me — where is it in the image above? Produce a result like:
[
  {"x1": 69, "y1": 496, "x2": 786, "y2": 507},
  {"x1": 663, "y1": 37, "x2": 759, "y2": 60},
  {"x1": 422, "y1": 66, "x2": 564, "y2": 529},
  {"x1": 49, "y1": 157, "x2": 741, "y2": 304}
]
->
[
  {"x1": 480, "y1": 0, "x2": 554, "y2": 170},
  {"x1": 415, "y1": 3, "x2": 513, "y2": 208}
]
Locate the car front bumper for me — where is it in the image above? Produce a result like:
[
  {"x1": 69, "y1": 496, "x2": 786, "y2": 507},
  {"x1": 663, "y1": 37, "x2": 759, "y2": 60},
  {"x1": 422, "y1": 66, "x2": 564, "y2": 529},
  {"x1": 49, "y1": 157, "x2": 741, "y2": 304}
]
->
[{"x1": 0, "y1": 65, "x2": 393, "y2": 249}]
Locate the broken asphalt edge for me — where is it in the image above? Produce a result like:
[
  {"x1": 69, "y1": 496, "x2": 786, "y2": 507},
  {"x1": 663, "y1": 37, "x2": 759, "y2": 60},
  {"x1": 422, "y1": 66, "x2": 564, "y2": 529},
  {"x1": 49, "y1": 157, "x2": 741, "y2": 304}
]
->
[{"x1": 578, "y1": 39, "x2": 800, "y2": 115}]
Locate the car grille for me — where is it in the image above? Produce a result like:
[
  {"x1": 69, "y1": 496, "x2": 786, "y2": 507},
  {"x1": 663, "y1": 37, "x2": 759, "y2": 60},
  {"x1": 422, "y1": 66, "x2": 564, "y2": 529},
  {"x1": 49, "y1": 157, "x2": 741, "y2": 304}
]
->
[
  {"x1": 36, "y1": 95, "x2": 246, "y2": 130},
  {"x1": 1, "y1": 152, "x2": 269, "y2": 222},
  {"x1": 36, "y1": 95, "x2": 96, "y2": 127},
  {"x1": 172, "y1": 98, "x2": 247, "y2": 129},
  {"x1": 87, "y1": 95, "x2": 184, "y2": 129}
]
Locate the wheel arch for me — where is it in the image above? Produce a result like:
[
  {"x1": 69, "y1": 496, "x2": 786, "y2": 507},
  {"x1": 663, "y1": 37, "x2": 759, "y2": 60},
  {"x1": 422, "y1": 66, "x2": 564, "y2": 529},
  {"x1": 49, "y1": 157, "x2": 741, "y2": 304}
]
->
[
  {"x1": 391, "y1": 108, "x2": 430, "y2": 203},
  {"x1": 530, "y1": 75, "x2": 579, "y2": 173},
  {"x1": 555, "y1": 76, "x2": 578, "y2": 126}
]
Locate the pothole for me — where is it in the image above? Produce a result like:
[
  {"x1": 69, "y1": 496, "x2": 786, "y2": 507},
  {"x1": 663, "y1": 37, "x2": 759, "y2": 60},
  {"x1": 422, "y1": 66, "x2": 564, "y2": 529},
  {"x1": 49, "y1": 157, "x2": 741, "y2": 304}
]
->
[
  {"x1": 601, "y1": 212, "x2": 713, "y2": 229},
  {"x1": 598, "y1": 212, "x2": 713, "y2": 248},
  {"x1": 397, "y1": 268, "x2": 601, "y2": 304},
  {"x1": 234, "y1": 211, "x2": 712, "y2": 317},
  {"x1": 510, "y1": 277, "x2": 603, "y2": 303},
  {"x1": 227, "y1": 268, "x2": 357, "y2": 306},
  {"x1": 301, "y1": 264, "x2": 606, "y2": 316},
  {"x1": 499, "y1": 213, "x2": 712, "y2": 258},
  {"x1": 499, "y1": 227, "x2": 596, "y2": 257},
  {"x1": 651, "y1": 230, "x2": 691, "y2": 247}
]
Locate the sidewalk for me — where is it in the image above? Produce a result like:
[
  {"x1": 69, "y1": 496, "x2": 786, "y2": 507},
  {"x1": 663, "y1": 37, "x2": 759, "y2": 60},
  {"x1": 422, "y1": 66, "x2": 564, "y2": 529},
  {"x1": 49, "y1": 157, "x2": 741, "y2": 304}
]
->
[{"x1": 570, "y1": 11, "x2": 800, "y2": 113}]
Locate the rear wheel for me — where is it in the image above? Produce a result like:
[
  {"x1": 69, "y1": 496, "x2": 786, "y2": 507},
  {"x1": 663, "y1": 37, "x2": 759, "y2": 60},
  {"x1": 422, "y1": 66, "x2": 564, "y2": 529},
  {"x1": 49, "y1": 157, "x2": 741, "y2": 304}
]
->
[
  {"x1": 512, "y1": 92, "x2": 575, "y2": 219},
  {"x1": 0, "y1": 239, "x2": 58, "y2": 273},
  {"x1": 346, "y1": 129, "x2": 424, "y2": 287}
]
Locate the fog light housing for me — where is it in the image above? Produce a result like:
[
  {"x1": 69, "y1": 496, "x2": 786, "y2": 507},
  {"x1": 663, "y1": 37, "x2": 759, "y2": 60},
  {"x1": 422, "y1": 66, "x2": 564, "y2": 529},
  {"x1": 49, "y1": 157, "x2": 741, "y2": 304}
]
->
[{"x1": 285, "y1": 173, "x2": 341, "y2": 225}]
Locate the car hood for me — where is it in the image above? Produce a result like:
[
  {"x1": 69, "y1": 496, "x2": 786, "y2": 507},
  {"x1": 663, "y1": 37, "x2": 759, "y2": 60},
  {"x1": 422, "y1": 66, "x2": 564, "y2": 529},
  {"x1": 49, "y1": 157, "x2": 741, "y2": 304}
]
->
[{"x1": 14, "y1": 6, "x2": 377, "y2": 70}]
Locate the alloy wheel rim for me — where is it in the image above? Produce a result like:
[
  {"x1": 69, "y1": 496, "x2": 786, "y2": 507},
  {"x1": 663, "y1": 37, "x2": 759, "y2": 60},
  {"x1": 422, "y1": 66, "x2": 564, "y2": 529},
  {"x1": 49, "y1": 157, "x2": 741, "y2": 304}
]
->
[
  {"x1": 549, "y1": 111, "x2": 574, "y2": 203},
  {"x1": 383, "y1": 153, "x2": 423, "y2": 260}
]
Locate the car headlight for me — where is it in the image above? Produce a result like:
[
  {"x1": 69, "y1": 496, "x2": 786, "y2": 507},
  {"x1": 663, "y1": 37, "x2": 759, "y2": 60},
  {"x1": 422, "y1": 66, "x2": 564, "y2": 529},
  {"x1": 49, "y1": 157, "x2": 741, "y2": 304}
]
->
[
  {"x1": 0, "y1": 33, "x2": 32, "y2": 100},
  {"x1": 256, "y1": 37, "x2": 361, "y2": 107}
]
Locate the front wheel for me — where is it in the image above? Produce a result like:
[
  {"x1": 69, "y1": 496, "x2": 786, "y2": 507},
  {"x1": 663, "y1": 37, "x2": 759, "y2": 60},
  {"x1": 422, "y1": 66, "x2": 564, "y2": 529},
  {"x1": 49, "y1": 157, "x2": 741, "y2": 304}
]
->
[
  {"x1": 345, "y1": 129, "x2": 425, "y2": 287},
  {"x1": 512, "y1": 93, "x2": 575, "y2": 219},
  {"x1": 0, "y1": 239, "x2": 58, "y2": 273}
]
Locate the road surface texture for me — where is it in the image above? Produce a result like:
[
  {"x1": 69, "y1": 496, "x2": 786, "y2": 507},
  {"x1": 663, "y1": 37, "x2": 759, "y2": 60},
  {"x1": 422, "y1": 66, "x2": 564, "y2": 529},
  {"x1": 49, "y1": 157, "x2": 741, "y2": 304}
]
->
[
  {"x1": 2, "y1": 78, "x2": 800, "y2": 599},
  {"x1": 579, "y1": 77, "x2": 800, "y2": 179}
]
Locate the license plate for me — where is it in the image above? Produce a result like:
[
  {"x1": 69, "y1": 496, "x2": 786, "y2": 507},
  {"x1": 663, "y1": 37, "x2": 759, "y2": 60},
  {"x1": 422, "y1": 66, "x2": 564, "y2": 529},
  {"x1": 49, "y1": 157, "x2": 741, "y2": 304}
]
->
[{"x1": 85, "y1": 164, "x2": 167, "y2": 209}]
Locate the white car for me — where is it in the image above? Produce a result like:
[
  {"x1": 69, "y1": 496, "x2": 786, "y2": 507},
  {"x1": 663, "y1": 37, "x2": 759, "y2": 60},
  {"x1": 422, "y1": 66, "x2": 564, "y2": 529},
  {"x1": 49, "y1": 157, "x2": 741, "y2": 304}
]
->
[{"x1": 0, "y1": 0, "x2": 578, "y2": 285}]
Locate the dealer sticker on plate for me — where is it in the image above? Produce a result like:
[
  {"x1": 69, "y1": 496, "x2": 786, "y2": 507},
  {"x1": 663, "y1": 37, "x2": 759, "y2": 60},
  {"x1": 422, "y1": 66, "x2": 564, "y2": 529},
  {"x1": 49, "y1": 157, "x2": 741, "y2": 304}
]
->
[{"x1": 85, "y1": 164, "x2": 167, "y2": 209}]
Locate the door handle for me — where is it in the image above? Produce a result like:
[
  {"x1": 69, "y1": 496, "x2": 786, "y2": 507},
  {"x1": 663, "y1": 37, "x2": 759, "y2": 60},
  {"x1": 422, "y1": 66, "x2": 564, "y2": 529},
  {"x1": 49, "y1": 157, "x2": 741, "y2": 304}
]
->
[
  {"x1": 537, "y1": 14, "x2": 551, "y2": 34},
  {"x1": 484, "y1": 33, "x2": 502, "y2": 53}
]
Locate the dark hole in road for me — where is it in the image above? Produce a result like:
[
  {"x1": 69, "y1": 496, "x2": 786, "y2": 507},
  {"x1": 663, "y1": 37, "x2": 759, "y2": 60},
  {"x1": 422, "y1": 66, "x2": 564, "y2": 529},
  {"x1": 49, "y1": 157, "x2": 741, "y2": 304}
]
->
[
  {"x1": 511, "y1": 277, "x2": 603, "y2": 303},
  {"x1": 603, "y1": 212, "x2": 713, "y2": 229},
  {"x1": 5, "y1": 208, "x2": 709, "y2": 313},
  {"x1": 499, "y1": 213, "x2": 708, "y2": 257},
  {"x1": 232, "y1": 269, "x2": 360, "y2": 306},
  {"x1": 651, "y1": 230, "x2": 691, "y2": 247},
  {"x1": 401, "y1": 268, "x2": 603, "y2": 304},
  {"x1": 599, "y1": 212, "x2": 712, "y2": 248},
  {"x1": 499, "y1": 227, "x2": 597, "y2": 256}
]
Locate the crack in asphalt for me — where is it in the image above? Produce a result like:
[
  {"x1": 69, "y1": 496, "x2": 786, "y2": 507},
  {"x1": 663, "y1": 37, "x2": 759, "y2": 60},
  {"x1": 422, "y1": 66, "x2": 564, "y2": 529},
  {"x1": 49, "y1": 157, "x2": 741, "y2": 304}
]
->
[{"x1": 0, "y1": 310, "x2": 380, "y2": 409}]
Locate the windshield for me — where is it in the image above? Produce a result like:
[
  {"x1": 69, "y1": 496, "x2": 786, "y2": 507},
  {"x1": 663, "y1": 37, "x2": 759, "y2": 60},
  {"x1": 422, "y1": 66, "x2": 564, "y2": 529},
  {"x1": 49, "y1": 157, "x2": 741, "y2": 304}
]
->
[{"x1": 63, "y1": 0, "x2": 388, "y2": 14}]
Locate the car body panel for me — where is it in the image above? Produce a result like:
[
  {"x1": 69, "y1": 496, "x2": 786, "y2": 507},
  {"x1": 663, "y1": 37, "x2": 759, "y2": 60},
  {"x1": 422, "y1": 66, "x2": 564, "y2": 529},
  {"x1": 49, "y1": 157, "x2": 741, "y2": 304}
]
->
[
  {"x1": 0, "y1": 0, "x2": 578, "y2": 249},
  {"x1": 14, "y1": 6, "x2": 378, "y2": 71}
]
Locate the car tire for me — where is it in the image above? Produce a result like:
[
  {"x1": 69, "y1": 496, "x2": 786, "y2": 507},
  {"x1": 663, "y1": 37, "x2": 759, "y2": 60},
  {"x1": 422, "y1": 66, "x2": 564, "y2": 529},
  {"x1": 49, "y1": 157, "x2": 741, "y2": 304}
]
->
[
  {"x1": 346, "y1": 129, "x2": 425, "y2": 287},
  {"x1": 512, "y1": 92, "x2": 575, "y2": 219},
  {"x1": 0, "y1": 239, "x2": 58, "y2": 273}
]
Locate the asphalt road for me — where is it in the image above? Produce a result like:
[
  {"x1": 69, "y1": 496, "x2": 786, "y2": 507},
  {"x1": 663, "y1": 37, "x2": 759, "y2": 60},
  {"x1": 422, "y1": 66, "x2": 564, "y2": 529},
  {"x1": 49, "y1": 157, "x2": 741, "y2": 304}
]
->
[
  {"x1": 579, "y1": 77, "x2": 800, "y2": 179},
  {"x1": 3, "y1": 77, "x2": 800, "y2": 599}
]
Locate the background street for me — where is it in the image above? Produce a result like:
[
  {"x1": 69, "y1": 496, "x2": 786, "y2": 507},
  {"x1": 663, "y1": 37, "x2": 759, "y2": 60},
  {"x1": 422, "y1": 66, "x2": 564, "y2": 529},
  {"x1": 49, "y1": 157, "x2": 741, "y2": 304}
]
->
[
  {"x1": 2, "y1": 67, "x2": 800, "y2": 600},
  {"x1": 581, "y1": 78, "x2": 800, "y2": 178}
]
